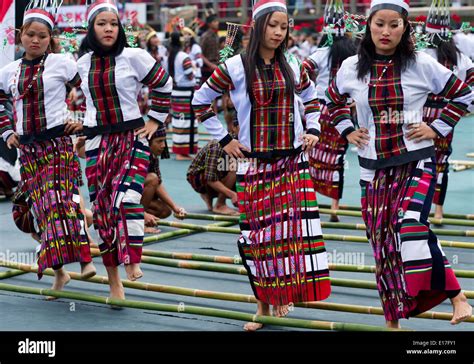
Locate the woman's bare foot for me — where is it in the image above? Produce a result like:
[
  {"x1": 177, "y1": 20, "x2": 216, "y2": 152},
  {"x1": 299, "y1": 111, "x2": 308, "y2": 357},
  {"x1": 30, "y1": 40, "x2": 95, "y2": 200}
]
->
[
  {"x1": 212, "y1": 204, "x2": 239, "y2": 216},
  {"x1": 243, "y1": 300, "x2": 271, "y2": 332},
  {"x1": 200, "y1": 193, "x2": 213, "y2": 211},
  {"x1": 46, "y1": 268, "x2": 71, "y2": 301},
  {"x1": 432, "y1": 204, "x2": 444, "y2": 226},
  {"x1": 329, "y1": 214, "x2": 340, "y2": 223},
  {"x1": 80, "y1": 261, "x2": 97, "y2": 280},
  {"x1": 176, "y1": 154, "x2": 193, "y2": 161},
  {"x1": 106, "y1": 266, "x2": 125, "y2": 310},
  {"x1": 272, "y1": 304, "x2": 290, "y2": 318},
  {"x1": 125, "y1": 263, "x2": 143, "y2": 281},
  {"x1": 450, "y1": 292, "x2": 473, "y2": 325},
  {"x1": 386, "y1": 320, "x2": 401, "y2": 329}
]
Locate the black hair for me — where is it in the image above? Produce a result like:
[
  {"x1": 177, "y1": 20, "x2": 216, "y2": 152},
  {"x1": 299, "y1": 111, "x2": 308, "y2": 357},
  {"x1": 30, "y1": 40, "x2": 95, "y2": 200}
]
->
[
  {"x1": 78, "y1": 11, "x2": 128, "y2": 58},
  {"x1": 327, "y1": 35, "x2": 357, "y2": 75},
  {"x1": 356, "y1": 11, "x2": 416, "y2": 80},
  {"x1": 243, "y1": 11, "x2": 295, "y2": 98},
  {"x1": 167, "y1": 32, "x2": 182, "y2": 80},
  {"x1": 429, "y1": 35, "x2": 460, "y2": 67}
]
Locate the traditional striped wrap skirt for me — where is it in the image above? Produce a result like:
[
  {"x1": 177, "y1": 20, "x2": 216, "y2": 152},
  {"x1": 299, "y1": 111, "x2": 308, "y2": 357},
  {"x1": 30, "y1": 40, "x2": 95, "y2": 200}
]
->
[
  {"x1": 85, "y1": 131, "x2": 150, "y2": 267},
  {"x1": 19, "y1": 136, "x2": 91, "y2": 278},
  {"x1": 360, "y1": 158, "x2": 460, "y2": 321},
  {"x1": 171, "y1": 86, "x2": 198, "y2": 156},
  {"x1": 423, "y1": 102, "x2": 453, "y2": 205},
  {"x1": 237, "y1": 152, "x2": 331, "y2": 306},
  {"x1": 308, "y1": 103, "x2": 348, "y2": 200}
]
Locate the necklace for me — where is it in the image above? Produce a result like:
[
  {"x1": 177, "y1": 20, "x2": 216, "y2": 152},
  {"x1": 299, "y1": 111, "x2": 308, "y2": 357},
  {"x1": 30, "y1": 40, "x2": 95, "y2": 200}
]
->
[
  {"x1": 252, "y1": 60, "x2": 279, "y2": 107},
  {"x1": 11, "y1": 54, "x2": 46, "y2": 122},
  {"x1": 12, "y1": 55, "x2": 46, "y2": 102},
  {"x1": 369, "y1": 59, "x2": 393, "y2": 87}
]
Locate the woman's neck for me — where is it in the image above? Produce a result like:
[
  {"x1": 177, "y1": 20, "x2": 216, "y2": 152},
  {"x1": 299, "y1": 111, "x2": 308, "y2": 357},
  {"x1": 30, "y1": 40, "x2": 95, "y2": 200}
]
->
[
  {"x1": 259, "y1": 46, "x2": 275, "y2": 65},
  {"x1": 23, "y1": 52, "x2": 45, "y2": 61},
  {"x1": 375, "y1": 48, "x2": 396, "y2": 56}
]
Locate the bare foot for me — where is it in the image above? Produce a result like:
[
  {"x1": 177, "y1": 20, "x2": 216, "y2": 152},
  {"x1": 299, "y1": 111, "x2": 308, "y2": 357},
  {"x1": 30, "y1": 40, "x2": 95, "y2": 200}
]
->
[
  {"x1": 451, "y1": 293, "x2": 473, "y2": 325},
  {"x1": 272, "y1": 304, "x2": 290, "y2": 318},
  {"x1": 329, "y1": 214, "x2": 340, "y2": 223},
  {"x1": 212, "y1": 205, "x2": 239, "y2": 216},
  {"x1": 125, "y1": 263, "x2": 143, "y2": 281},
  {"x1": 200, "y1": 193, "x2": 213, "y2": 211},
  {"x1": 176, "y1": 154, "x2": 193, "y2": 161},
  {"x1": 46, "y1": 268, "x2": 71, "y2": 301},
  {"x1": 144, "y1": 227, "x2": 161, "y2": 234},
  {"x1": 80, "y1": 261, "x2": 97, "y2": 280},
  {"x1": 386, "y1": 320, "x2": 401, "y2": 329},
  {"x1": 109, "y1": 283, "x2": 125, "y2": 310},
  {"x1": 243, "y1": 301, "x2": 271, "y2": 332}
]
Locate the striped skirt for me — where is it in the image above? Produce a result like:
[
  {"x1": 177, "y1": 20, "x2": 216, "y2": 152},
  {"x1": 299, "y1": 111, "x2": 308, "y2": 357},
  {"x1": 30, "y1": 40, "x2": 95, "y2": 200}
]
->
[
  {"x1": 171, "y1": 86, "x2": 198, "y2": 156},
  {"x1": 237, "y1": 152, "x2": 331, "y2": 306},
  {"x1": 19, "y1": 136, "x2": 91, "y2": 278},
  {"x1": 423, "y1": 103, "x2": 453, "y2": 205},
  {"x1": 360, "y1": 158, "x2": 460, "y2": 321},
  {"x1": 85, "y1": 131, "x2": 150, "y2": 267},
  {"x1": 308, "y1": 104, "x2": 348, "y2": 200}
]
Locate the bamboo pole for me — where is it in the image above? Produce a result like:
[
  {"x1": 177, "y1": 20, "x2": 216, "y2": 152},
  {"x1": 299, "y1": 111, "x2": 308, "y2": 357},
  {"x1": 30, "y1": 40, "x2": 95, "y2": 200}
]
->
[
  {"x1": 185, "y1": 211, "x2": 474, "y2": 228},
  {"x1": 135, "y1": 249, "x2": 474, "y2": 278},
  {"x1": 317, "y1": 204, "x2": 474, "y2": 221},
  {"x1": 0, "y1": 261, "x2": 469, "y2": 324},
  {"x1": 156, "y1": 220, "x2": 474, "y2": 240},
  {"x1": 451, "y1": 160, "x2": 474, "y2": 166},
  {"x1": 0, "y1": 269, "x2": 28, "y2": 280},
  {"x1": 143, "y1": 221, "x2": 236, "y2": 244},
  {"x1": 0, "y1": 280, "x2": 401, "y2": 331}
]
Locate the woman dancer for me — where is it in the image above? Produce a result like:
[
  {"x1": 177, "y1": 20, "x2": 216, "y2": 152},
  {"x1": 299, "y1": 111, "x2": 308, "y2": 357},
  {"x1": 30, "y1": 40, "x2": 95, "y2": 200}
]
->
[
  {"x1": 326, "y1": 0, "x2": 473, "y2": 328},
  {"x1": 193, "y1": 0, "x2": 331, "y2": 331}
]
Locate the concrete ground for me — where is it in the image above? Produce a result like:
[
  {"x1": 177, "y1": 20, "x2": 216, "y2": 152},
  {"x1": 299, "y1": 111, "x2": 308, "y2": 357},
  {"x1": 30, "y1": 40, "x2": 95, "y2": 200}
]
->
[{"x1": 0, "y1": 116, "x2": 473, "y2": 332}]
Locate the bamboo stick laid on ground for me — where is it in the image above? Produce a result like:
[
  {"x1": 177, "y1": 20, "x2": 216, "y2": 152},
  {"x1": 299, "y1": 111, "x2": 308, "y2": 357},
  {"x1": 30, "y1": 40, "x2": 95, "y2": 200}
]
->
[
  {"x1": 0, "y1": 260, "x2": 465, "y2": 324},
  {"x1": 317, "y1": 204, "x2": 474, "y2": 221},
  {"x1": 143, "y1": 221, "x2": 236, "y2": 244},
  {"x1": 0, "y1": 281, "x2": 402, "y2": 331},
  {"x1": 155, "y1": 220, "x2": 474, "y2": 239},
  {"x1": 129, "y1": 249, "x2": 474, "y2": 278},
  {"x1": 184, "y1": 211, "x2": 474, "y2": 228}
]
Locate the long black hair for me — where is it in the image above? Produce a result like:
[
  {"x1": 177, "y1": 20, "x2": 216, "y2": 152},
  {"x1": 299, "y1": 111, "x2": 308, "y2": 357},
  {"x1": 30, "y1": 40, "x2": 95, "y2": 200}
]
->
[
  {"x1": 429, "y1": 35, "x2": 460, "y2": 67},
  {"x1": 243, "y1": 11, "x2": 295, "y2": 97},
  {"x1": 167, "y1": 32, "x2": 182, "y2": 80},
  {"x1": 78, "y1": 12, "x2": 128, "y2": 58},
  {"x1": 356, "y1": 11, "x2": 416, "y2": 80},
  {"x1": 324, "y1": 35, "x2": 357, "y2": 74}
]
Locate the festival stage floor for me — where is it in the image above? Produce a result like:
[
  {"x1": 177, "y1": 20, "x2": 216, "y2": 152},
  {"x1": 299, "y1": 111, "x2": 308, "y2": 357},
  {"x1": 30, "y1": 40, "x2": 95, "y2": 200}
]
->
[{"x1": 0, "y1": 116, "x2": 473, "y2": 332}]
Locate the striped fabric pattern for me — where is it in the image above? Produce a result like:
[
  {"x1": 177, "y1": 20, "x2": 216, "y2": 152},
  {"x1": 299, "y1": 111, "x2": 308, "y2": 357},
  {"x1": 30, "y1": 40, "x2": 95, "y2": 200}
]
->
[
  {"x1": 326, "y1": 79, "x2": 352, "y2": 126},
  {"x1": 368, "y1": 58, "x2": 406, "y2": 160},
  {"x1": 183, "y1": 57, "x2": 194, "y2": 77},
  {"x1": 0, "y1": 89, "x2": 10, "y2": 135},
  {"x1": 237, "y1": 153, "x2": 331, "y2": 306},
  {"x1": 18, "y1": 62, "x2": 47, "y2": 134},
  {"x1": 20, "y1": 136, "x2": 92, "y2": 278},
  {"x1": 142, "y1": 61, "x2": 172, "y2": 121},
  {"x1": 308, "y1": 104, "x2": 348, "y2": 199},
  {"x1": 361, "y1": 158, "x2": 460, "y2": 321},
  {"x1": 171, "y1": 87, "x2": 198, "y2": 155},
  {"x1": 251, "y1": 62, "x2": 294, "y2": 152},
  {"x1": 85, "y1": 131, "x2": 150, "y2": 267},
  {"x1": 423, "y1": 64, "x2": 474, "y2": 205},
  {"x1": 88, "y1": 55, "x2": 124, "y2": 126},
  {"x1": 436, "y1": 73, "x2": 472, "y2": 129}
]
